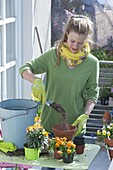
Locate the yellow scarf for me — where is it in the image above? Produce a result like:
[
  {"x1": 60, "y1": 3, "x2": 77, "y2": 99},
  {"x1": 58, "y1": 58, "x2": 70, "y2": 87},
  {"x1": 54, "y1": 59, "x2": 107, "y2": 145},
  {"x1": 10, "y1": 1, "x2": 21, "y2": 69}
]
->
[{"x1": 60, "y1": 42, "x2": 90, "y2": 68}]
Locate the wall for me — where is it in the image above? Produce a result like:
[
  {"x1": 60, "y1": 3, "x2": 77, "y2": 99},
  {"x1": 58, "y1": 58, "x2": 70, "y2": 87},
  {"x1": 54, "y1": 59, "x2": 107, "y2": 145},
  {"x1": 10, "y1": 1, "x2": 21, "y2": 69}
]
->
[
  {"x1": 33, "y1": 0, "x2": 51, "y2": 57},
  {"x1": 95, "y1": 7, "x2": 113, "y2": 48},
  {"x1": 21, "y1": 0, "x2": 51, "y2": 99}
]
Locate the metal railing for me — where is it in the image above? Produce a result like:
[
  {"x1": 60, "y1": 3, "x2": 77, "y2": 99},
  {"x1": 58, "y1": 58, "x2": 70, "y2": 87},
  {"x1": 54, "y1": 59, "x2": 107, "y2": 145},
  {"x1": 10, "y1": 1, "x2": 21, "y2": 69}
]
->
[{"x1": 86, "y1": 60, "x2": 113, "y2": 138}]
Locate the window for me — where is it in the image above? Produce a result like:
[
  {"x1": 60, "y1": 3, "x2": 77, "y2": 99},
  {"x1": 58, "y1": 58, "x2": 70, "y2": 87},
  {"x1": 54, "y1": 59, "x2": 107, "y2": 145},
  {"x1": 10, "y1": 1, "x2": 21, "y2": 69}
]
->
[{"x1": 0, "y1": 0, "x2": 21, "y2": 101}]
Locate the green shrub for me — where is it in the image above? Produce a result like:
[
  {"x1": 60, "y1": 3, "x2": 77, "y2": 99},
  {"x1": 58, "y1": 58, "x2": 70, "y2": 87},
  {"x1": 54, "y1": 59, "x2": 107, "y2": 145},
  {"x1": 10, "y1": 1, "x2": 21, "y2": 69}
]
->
[{"x1": 91, "y1": 48, "x2": 113, "y2": 68}]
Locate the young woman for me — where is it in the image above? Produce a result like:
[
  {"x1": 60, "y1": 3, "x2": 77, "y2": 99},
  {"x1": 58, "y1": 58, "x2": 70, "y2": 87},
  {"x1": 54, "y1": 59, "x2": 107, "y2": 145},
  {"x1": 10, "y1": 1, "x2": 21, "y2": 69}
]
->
[{"x1": 20, "y1": 15, "x2": 99, "y2": 170}]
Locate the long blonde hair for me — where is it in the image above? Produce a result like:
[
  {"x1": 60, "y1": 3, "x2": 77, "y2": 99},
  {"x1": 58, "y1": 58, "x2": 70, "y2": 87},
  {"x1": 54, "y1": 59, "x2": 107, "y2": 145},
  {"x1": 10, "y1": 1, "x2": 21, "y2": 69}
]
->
[{"x1": 55, "y1": 15, "x2": 93, "y2": 65}]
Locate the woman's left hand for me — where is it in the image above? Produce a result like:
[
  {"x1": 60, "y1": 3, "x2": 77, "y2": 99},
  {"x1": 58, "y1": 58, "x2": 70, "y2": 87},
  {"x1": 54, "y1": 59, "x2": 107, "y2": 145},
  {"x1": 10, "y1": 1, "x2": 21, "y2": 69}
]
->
[{"x1": 72, "y1": 114, "x2": 89, "y2": 137}]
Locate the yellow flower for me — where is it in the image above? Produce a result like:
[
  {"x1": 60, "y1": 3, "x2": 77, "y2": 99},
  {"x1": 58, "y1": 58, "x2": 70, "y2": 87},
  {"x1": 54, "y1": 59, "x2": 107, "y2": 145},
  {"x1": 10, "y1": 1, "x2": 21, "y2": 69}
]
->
[
  {"x1": 60, "y1": 141, "x2": 65, "y2": 146},
  {"x1": 72, "y1": 143, "x2": 76, "y2": 149},
  {"x1": 55, "y1": 137, "x2": 60, "y2": 142},
  {"x1": 97, "y1": 130, "x2": 101, "y2": 135},
  {"x1": 55, "y1": 143, "x2": 60, "y2": 148},
  {"x1": 110, "y1": 123, "x2": 113, "y2": 127},
  {"x1": 42, "y1": 129, "x2": 49, "y2": 137},
  {"x1": 34, "y1": 116, "x2": 41, "y2": 123},
  {"x1": 26, "y1": 125, "x2": 34, "y2": 132},
  {"x1": 102, "y1": 130, "x2": 106, "y2": 136},
  {"x1": 67, "y1": 149, "x2": 71, "y2": 154},
  {"x1": 66, "y1": 140, "x2": 73, "y2": 148},
  {"x1": 107, "y1": 131, "x2": 111, "y2": 137},
  {"x1": 55, "y1": 137, "x2": 61, "y2": 145},
  {"x1": 57, "y1": 150, "x2": 62, "y2": 155},
  {"x1": 107, "y1": 125, "x2": 112, "y2": 130},
  {"x1": 33, "y1": 123, "x2": 42, "y2": 129},
  {"x1": 62, "y1": 137, "x2": 67, "y2": 141}
]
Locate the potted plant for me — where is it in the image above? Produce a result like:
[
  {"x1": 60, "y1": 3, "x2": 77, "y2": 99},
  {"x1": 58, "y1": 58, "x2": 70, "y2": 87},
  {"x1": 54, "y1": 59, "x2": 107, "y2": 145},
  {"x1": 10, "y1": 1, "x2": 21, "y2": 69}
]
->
[
  {"x1": 24, "y1": 116, "x2": 49, "y2": 160},
  {"x1": 49, "y1": 137, "x2": 64, "y2": 159},
  {"x1": 49, "y1": 137, "x2": 76, "y2": 163},
  {"x1": 97, "y1": 123, "x2": 113, "y2": 160},
  {"x1": 100, "y1": 86, "x2": 110, "y2": 105}
]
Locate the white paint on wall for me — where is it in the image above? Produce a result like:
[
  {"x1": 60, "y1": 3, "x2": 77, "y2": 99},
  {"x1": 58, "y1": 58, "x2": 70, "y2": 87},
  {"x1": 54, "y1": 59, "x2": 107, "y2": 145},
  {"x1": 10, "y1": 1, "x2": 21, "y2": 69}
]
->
[
  {"x1": 97, "y1": 0, "x2": 113, "y2": 8},
  {"x1": 21, "y1": 0, "x2": 51, "y2": 99},
  {"x1": 97, "y1": 0, "x2": 106, "y2": 4}
]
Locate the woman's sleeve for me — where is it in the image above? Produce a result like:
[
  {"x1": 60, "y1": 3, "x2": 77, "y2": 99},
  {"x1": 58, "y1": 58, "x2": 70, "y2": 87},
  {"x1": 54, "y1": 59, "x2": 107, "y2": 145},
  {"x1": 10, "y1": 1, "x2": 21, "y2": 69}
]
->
[
  {"x1": 19, "y1": 49, "x2": 52, "y2": 77},
  {"x1": 86, "y1": 59, "x2": 100, "y2": 103}
]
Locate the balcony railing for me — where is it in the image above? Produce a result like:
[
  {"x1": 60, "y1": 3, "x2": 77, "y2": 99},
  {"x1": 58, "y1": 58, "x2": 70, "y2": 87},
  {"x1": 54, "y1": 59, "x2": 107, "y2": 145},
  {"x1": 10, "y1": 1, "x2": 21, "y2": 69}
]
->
[{"x1": 86, "y1": 60, "x2": 113, "y2": 138}]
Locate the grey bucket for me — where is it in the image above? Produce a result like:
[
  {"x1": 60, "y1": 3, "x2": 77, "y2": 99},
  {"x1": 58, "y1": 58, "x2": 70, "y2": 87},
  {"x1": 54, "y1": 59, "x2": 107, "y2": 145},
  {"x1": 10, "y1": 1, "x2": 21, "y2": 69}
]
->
[{"x1": 0, "y1": 99, "x2": 39, "y2": 148}]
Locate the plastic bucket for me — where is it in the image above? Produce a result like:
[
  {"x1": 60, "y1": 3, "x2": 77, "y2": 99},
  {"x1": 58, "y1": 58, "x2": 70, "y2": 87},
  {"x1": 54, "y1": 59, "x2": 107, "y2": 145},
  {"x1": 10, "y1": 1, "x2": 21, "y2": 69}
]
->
[{"x1": 0, "y1": 99, "x2": 38, "y2": 148}]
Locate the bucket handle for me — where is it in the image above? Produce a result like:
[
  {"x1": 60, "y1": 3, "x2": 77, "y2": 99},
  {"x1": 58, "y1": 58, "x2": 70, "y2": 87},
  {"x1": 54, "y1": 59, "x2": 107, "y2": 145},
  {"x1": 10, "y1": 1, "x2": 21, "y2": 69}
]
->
[{"x1": 0, "y1": 110, "x2": 28, "y2": 121}]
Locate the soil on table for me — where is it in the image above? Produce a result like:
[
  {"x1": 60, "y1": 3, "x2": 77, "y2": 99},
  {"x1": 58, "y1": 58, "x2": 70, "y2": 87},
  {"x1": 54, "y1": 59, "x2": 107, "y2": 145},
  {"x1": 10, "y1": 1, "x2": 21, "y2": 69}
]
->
[
  {"x1": 6, "y1": 148, "x2": 50, "y2": 157},
  {"x1": 6, "y1": 148, "x2": 24, "y2": 156}
]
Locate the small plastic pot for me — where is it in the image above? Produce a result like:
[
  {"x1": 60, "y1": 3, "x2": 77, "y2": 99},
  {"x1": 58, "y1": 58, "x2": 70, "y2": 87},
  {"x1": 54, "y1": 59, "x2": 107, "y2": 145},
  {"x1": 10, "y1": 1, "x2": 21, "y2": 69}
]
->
[{"x1": 73, "y1": 137, "x2": 85, "y2": 154}]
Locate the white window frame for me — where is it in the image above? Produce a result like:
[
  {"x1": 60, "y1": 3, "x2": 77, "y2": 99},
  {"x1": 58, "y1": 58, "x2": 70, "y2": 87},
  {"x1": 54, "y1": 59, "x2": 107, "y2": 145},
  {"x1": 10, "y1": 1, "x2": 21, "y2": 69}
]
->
[
  {"x1": 0, "y1": 0, "x2": 22, "y2": 101},
  {"x1": 15, "y1": 0, "x2": 22, "y2": 98}
]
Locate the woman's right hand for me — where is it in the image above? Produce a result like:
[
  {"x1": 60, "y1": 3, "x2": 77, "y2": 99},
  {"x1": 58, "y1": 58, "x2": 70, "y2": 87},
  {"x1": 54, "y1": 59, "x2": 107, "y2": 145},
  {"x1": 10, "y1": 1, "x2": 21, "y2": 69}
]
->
[{"x1": 32, "y1": 79, "x2": 46, "y2": 104}]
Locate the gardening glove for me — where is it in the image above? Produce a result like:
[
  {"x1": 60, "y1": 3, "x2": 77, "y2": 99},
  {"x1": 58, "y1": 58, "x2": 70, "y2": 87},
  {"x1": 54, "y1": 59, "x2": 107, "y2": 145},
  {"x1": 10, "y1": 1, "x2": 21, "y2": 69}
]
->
[
  {"x1": 72, "y1": 114, "x2": 89, "y2": 137},
  {"x1": 0, "y1": 141, "x2": 17, "y2": 153},
  {"x1": 31, "y1": 79, "x2": 46, "y2": 104}
]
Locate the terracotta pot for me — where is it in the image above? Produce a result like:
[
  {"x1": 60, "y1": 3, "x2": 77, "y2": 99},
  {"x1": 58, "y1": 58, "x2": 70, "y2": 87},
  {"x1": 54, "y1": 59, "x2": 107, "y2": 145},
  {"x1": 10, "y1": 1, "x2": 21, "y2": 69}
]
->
[
  {"x1": 54, "y1": 149, "x2": 62, "y2": 159},
  {"x1": 104, "y1": 138, "x2": 113, "y2": 160},
  {"x1": 52, "y1": 124, "x2": 77, "y2": 141},
  {"x1": 73, "y1": 137, "x2": 85, "y2": 154},
  {"x1": 63, "y1": 153, "x2": 74, "y2": 163},
  {"x1": 104, "y1": 138, "x2": 113, "y2": 146},
  {"x1": 102, "y1": 111, "x2": 111, "y2": 123}
]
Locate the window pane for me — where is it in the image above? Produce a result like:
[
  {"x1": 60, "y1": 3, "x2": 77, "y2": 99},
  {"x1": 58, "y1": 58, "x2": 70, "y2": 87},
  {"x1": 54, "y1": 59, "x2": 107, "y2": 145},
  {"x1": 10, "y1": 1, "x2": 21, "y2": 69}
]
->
[
  {"x1": 7, "y1": 66, "x2": 16, "y2": 98},
  {"x1": 6, "y1": 0, "x2": 15, "y2": 18},
  {"x1": 6, "y1": 23, "x2": 15, "y2": 63},
  {"x1": 0, "y1": 0, "x2": 1, "y2": 19},
  {"x1": 0, "y1": 72, "x2": 1, "y2": 101},
  {"x1": 0, "y1": 26, "x2": 2, "y2": 66}
]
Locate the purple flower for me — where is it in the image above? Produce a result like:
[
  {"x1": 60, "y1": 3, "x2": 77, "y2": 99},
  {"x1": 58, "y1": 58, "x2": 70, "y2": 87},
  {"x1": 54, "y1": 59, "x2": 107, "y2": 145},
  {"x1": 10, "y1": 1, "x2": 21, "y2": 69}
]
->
[
  {"x1": 111, "y1": 88, "x2": 113, "y2": 93},
  {"x1": 64, "y1": 9, "x2": 73, "y2": 16}
]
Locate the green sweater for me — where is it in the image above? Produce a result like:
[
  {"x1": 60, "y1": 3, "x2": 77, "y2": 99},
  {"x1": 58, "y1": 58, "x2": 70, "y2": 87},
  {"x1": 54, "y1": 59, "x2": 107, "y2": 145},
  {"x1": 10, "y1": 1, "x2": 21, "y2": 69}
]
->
[{"x1": 20, "y1": 47, "x2": 99, "y2": 132}]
